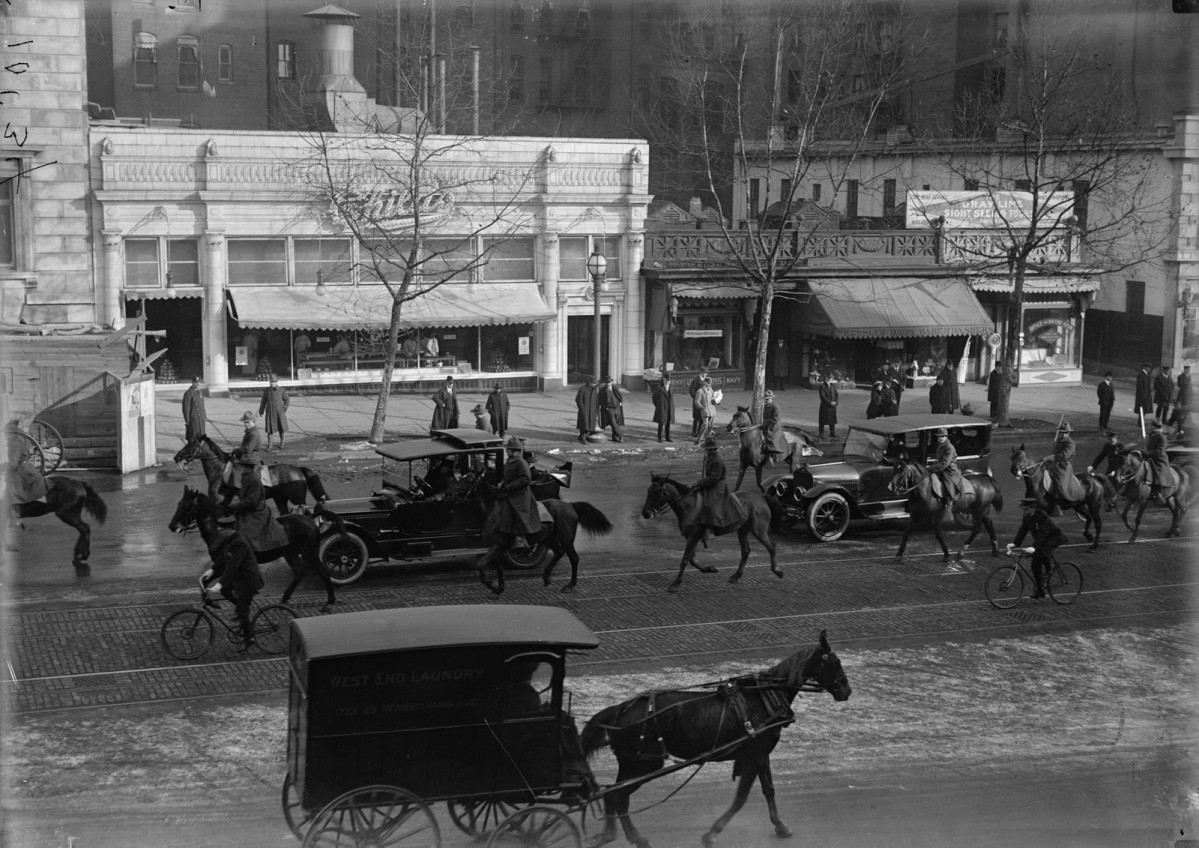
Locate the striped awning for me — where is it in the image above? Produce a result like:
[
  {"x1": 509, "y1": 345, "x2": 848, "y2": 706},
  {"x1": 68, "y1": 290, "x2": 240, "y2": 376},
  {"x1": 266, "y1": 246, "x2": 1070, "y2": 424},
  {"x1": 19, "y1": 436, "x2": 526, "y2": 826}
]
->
[
  {"x1": 122, "y1": 288, "x2": 204, "y2": 301},
  {"x1": 226, "y1": 283, "x2": 554, "y2": 331},
  {"x1": 800, "y1": 278, "x2": 992, "y2": 339},
  {"x1": 971, "y1": 275, "x2": 1099, "y2": 294}
]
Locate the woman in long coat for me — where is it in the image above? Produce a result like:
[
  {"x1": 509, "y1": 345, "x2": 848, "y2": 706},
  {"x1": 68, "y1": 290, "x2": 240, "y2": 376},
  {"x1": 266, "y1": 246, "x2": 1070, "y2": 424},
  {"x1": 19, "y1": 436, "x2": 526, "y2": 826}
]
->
[
  {"x1": 651, "y1": 372, "x2": 676, "y2": 442},
  {"x1": 257, "y1": 377, "x2": 289, "y2": 450},
  {"x1": 486, "y1": 385, "x2": 510, "y2": 437},
  {"x1": 231, "y1": 458, "x2": 289, "y2": 551}
]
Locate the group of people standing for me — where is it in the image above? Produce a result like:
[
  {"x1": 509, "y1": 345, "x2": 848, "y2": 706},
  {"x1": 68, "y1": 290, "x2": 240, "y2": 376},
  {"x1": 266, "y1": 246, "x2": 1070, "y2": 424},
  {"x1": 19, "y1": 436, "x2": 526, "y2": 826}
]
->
[
  {"x1": 573, "y1": 375, "x2": 626, "y2": 444},
  {"x1": 1129, "y1": 363, "x2": 1192, "y2": 437}
]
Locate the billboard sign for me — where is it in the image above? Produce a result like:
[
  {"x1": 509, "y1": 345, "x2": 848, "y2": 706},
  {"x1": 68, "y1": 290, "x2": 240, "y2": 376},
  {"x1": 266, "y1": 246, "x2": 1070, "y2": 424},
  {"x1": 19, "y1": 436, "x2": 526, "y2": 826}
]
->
[{"x1": 906, "y1": 190, "x2": 1075, "y2": 230}]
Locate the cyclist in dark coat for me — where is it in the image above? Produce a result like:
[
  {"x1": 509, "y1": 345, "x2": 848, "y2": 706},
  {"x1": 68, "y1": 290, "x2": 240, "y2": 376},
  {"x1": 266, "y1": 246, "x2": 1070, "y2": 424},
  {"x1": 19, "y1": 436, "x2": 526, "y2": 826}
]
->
[
  {"x1": 1011, "y1": 498, "x2": 1067, "y2": 599},
  {"x1": 202, "y1": 514, "x2": 265, "y2": 651},
  {"x1": 495, "y1": 435, "x2": 541, "y2": 551}
]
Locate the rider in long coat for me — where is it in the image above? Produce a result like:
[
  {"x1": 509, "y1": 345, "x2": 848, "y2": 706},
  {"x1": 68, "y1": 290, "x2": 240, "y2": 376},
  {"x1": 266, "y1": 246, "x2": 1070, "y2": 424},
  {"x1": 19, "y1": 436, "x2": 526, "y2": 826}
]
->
[
  {"x1": 1143, "y1": 419, "x2": 1173, "y2": 498},
  {"x1": 651, "y1": 372, "x2": 675, "y2": 442},
  {"x1": 231, "y1": 457, "x2": 289, "y2": 552},
  {"x1": 486, "y1": 385, "x2": 510, "y2": 437},
  {"x1": 575, "y1": 377, "x2": 599, "y2": 443},
  {"x1": 257, "y1": 377, "x2": 289, "y2": 450},
  {"x1": 1042, "y1": 421, "x2": 1085, "y2": 503},
  {"x1": 182, "y1": 376, "x2": 206, "y2": 442},
  {"x1": 232, "y1": 411, "x2": 266, "y2": 467},
  {"x1": 693, "y1": 435, "x2": 746, "y2": 533},
  {"x1": 495, "y1": 436, "x2": 541, "y2": 550},
  {"x1": 927, "y1": 427, "x2": 963, "y2": 506},
  {"x1": 760, "y1": 390, "x2": 788, "y2": 462}
]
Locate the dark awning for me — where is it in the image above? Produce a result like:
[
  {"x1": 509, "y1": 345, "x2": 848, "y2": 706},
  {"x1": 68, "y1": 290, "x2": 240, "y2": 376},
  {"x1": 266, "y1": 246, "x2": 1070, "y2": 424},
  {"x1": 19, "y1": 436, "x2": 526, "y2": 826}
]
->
[
  {"x1": 227, "y1": 284, "x2": 554, "y2": 331},
  {"x1": 971, "y1": 275, "x2": 1099, "y2": 294},
  {"x1": 800, "y1": 278, "x2": 992, "y2": 339}
]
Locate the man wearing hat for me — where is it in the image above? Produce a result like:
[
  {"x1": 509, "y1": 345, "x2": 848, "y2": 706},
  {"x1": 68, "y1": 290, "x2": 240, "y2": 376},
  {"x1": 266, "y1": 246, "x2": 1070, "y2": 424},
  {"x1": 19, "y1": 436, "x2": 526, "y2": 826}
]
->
[
  {"x1": 231, "y1": 410, "x2": 266, "y2": 468},
  {"x1": 471, "y1": 403, "x2": 488, "y2": 431},
  {"x1": 495, "y1": 435, "x2": 541, "y2": 552},
  {"x1": 1041, "y1": 421, "x2": 1085, "y2": 511},
  {"x1": 202, "y1": 513, "x2": 265, "y2": 652},
  {"x1": 431, "y1": 376, "x2": 460, "y2": 431},
  {"x1": 760, "y1": 390, "x2": 788, "y2": 463},
  {"x1": 486, "y1": 383, "x2": 510, "y2": 437},
  {"x1": 927, "y1": 427, "x2": 963, "y2": 508},
  {"x1": 692, "y1": 434, "x2": 747, "y2": 536},
  {"x1": 1134, "y1": 363, "x2": 1154, "y2": 425},
  {"x1": 1088, "y1": 430, "x2": 1126, "y2": 480},
  {"x1": 817, "y1": 372, "x2": 838, "y2": 440},
  {"x1": 688, "y1": 367, "x2": 710, "y2": 438},
  {"x1": 1009, "y1": 498, "x2": 1067, "y2": 599},
  {"x1": 230, "y1": 453, "x2": 289, "y2": 553},
  {"x1": 257, "y1": 375, "x2": 290, "y2": 451},
  {"x1": 1154, "y1": 365, "x2": 1174, "y2": 425},
  {"x1": 182, "y1": 375, "x2": 206, "y2": 443},
  {"x1": 693, "y1": 376, "x2": 716, "y2": 444},
  {"x1": 1143, "y1": 418, "x2": 1176, "y2": 504},
  {"x1": 651, "y1": 370, "x2": 675, "y2": 442},
  {"x1": 575, "y1": 375, "x2": 599, "y2": 444},
  {"x1": 599, "y1": 375, "x2": 625, "y2": 442}
]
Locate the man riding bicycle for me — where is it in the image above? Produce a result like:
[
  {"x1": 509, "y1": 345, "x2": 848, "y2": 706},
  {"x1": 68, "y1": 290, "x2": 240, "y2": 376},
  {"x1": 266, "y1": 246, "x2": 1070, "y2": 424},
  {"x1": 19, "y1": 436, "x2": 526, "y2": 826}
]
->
[
  {"x1": 1009, "y1": 497, "x2": 1068, "y2": 600},
  {"x1": 202, "y1": 513, "x2": 265, "y2": 651}
]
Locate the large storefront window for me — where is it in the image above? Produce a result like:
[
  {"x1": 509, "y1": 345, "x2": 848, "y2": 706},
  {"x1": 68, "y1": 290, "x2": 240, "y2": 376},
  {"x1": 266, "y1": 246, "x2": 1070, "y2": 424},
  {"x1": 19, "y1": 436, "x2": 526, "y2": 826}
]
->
[
  {"x1": 663, "y1": 308, "x2": 744, "y2": 371},
  {"x1": 1021, "y1": 304, "x2": 1079, "y2": 371}
]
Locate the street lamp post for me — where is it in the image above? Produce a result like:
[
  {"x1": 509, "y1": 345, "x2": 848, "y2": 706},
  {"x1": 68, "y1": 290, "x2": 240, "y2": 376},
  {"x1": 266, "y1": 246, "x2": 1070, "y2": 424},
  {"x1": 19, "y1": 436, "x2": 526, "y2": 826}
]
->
[{"x1": 586, "y1": 248, "x2": 607, "y2": 385}]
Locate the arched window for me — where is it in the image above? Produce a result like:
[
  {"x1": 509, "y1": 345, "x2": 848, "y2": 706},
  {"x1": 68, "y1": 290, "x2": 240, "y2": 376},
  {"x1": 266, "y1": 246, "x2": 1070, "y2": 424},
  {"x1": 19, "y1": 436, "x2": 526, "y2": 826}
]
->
[
  {"x1": 134, "y1": 32, "x2": 157, "y2": 88},
  {"x1": 218, "y1": 44, "x2": 233, "y2": 82},
  {"x1": 177, "y1": 36, "x2": 199, "y2": 90}
]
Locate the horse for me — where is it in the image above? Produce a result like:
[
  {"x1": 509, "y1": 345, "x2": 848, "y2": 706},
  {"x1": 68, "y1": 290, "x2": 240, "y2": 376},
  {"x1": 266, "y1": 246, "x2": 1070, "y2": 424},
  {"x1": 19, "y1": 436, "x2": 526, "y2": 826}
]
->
[
  {"x1": 167, "y1": 486, "x2": 341, "y2": 606},
  {"x1": 725, "y1": 407, "x2": 818, "y2": 492},
  {"x1": 888, "y1": 459, "x2": 1004, "y2": 561},
  {"x1": 474, "y1": 476, "x2": 615, "y2": 596},
  {"x1": 1112, "y1": 449, "x2": 1194, "y2": 542},
  {"x1": 1010, "y1": 445, "x2": 1111, "y2": 551},
  {"x1": 640, "y1": 473, "x2": 781, "y2": 592},
  {"x1": 5, "y1": 475, "x2": 107, "y2": 569},
  {"x1": 580, "y1": 629, "x2": 852, "y2": 848},
  {"x1": 173, "y1": 435, "x2": 329, "y2": 514}
]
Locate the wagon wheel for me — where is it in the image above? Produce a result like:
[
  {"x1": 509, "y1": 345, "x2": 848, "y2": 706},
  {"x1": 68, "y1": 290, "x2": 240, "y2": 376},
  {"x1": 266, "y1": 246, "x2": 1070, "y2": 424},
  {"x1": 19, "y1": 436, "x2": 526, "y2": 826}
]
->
[
  {"x1": 9, "y1": 432, "x2": 46, "y2": 475},
  {"x1": 485, "y1": 806, "x2": 581, "y2": 848},
  {"x1": 30, "y1": 420, "x2": 64, "y2": 473},
  {"x1": 301, "y1": 784, "x2": 440, "y2": 848},
  {"x1": 281, "y1": 772, "x2": 316, "y2": 841},
  {"x1": 446, "y1": 798, "x2": 522, "y2": 838}
]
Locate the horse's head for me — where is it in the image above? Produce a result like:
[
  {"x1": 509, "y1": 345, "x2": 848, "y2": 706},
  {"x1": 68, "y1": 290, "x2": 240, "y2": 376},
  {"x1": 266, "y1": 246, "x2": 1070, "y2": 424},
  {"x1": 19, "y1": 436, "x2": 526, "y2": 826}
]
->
[
  {"x1": 772, "y1": 629, "x2": 852, "y2": 702},
  {"x1": 726, "y1": 406, "x2": 753, "y2": 433},
  {"x1": 168, "y1": 485, "x2": 202, "y2": 534},
  {"x1": 642, "y1": 472, "x2": 680, "y2": 519},
  {"x1": 173, "y1": 437, "x2": 199, "y2": 467},
  {"x1": 888, "y1": 458, "x2": 921, "y2": 495},
  {"x1": 1009, "y1": 444, "x2": 1031, "y2": 478},
  {"x1": 1117, "y1": 449, "x2": 1143, "y2": 483}
]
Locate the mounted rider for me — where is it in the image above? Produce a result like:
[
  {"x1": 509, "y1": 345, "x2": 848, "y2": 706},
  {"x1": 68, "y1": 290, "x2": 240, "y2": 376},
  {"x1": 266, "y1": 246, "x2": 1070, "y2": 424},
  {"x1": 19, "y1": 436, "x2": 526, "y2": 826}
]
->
[
  {"x1": 1088, "y1": 430, "x2": 1125, "y2": 479},
  {"x1": 926, "y1": 426, "x2": 963, "y2": 507},
  {"x1": 1142, "y1": 419, "x2": 1176, "y2": 504},
  {"x1": 230, "y1": 455, "x2": 288, "y2": 552},
  {"x1": 760, "y1": 391, "x2": 788, "y2": 463},
  {"x1": 3, "y1": 420, "x2": 49, "y2": 504},
  {"x1": 692, "y1": 434, "x2": 747, "y2": 535},
  {"x1": 226, "y1": 410, "x2": 266, "y2": 491},
  {"x1": 1040, "y1": 421, "x2": 1085, "y2": 510},
  {"x1": 495, "y1": 435, "x2": 542, "y2": 552}
]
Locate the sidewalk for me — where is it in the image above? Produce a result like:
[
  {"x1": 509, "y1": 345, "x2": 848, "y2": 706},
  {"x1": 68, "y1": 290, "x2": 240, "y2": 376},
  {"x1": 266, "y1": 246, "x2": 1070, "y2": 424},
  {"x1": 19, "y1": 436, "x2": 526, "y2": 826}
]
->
[{"x1": 155, "y1": 373, "x2": 1137, "y2": 464}]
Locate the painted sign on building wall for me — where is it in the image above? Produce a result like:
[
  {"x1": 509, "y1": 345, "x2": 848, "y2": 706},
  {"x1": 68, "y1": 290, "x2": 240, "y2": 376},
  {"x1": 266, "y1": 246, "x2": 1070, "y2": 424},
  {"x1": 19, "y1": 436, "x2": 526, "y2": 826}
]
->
[{"x1": 906, "y1": 191, "x2": 1075, "y2": 230}]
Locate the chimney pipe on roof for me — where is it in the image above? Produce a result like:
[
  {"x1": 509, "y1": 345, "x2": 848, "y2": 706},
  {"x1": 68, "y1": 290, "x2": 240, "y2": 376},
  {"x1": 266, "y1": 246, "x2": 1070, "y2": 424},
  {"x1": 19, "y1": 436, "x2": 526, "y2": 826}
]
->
[{"x1": 303, "y1": 4, "x2": 365, "y2": 95}]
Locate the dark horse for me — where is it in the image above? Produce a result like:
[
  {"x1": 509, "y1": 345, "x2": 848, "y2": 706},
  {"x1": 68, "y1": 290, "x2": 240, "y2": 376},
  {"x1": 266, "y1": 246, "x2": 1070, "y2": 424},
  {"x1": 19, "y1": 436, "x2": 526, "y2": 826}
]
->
[
  {"x1": 6, "y1": 475, "x2": 107, "y2": 569},
  {"x1": 580, "y1": 630, "x2": 852, "y2": 848},
  {"x1": 173, "y1": 435, "x2": 329, "y2": 514},
  {"x1": 1010, "y1": 445, "x2": 1112, "y2": 550},
  {"x1": 888, "y1": 459, "x2": 1004, "y2": 561},
  {"x1": 167, "y1": 486, "x2": 341, "y2": 606},
  {"x1": 475, "y1": 477, "x2": 615, "y2": 596},
  {"x1": 725, "y1": 407, "x2": 819, "y2": 492},
  {"x1": 1112, "y1": 449, "x2": 1194, "y2": 542},
  {"x1": 640, "y1": 473, "x2": 780, "y2": 592}
]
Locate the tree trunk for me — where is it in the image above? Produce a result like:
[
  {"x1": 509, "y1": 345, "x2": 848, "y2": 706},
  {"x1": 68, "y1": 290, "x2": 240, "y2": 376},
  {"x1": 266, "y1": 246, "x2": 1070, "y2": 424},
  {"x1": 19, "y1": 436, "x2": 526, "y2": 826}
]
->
[
  {"x1": 997, "y1": 253, "x2": 1031, "y2": 428},
  {"x1": 369, "y1": 285, "x2": 407, "y2": 444},
  {"x1": 751, "y1": 280, "x2": 775, "y2": 423}
]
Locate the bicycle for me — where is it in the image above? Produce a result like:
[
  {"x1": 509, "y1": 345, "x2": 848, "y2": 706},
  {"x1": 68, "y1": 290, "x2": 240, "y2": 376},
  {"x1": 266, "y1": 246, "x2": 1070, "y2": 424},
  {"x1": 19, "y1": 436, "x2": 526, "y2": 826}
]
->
[
  {"x1": 984, "y1": 545, "x2": 1083, "y2": 609},
  {"x1": 159, "y1": 577, "x2": 296, "y2": 659}
]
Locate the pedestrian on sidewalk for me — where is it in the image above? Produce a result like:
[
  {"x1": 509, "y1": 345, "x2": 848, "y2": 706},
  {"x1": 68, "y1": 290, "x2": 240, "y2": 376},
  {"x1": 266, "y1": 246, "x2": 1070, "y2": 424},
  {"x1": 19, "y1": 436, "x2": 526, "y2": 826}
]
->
[
  {"x1": 689, "y1": 366, "x2": 709, "y2": 438},
  {"x1": 1096, "y1": 371, "x2": 1115, "y2": 430},
  {"x1": 575, "y1": 376, "x2": 599, "y2": 444},
  {"x1": 694, "y1": 377, "x2": 716, "y2": 444},
  {"x1": 431, "y1": 375, "x2": 460, "y2": 431},
  {"x1": 1172, "y1": 365, "x2": 1192, "y2": 437},
  {"x1": 1154, "y1": 365, "x2": 1174, "y2": 423},
  {"x1": 486, "y1": 384, "x2": 510, "y2": 437},
  {"x1": 817, "y1": 372, "x2": 838, "y2": 440},
  {"x1": 652, "y1": 371, "x2": 675, "y2": 442},
  {"x1": 890, "y1": 376, "x2": 904, "y2": 414},
  {"x1": 471, "y1": 403, "x2": 488, "y2": 431},
  {"x1": 258, "y1": 376, "x2": 289, "y2": 451},
  {"x1": 987, "y1": 363, "x2": 1003, "y2": 419},
  {"x1": 599, "y1": 375, "x2": 625, "y2": 442},
  {"x1": 866, "y1": 381, "x2": 884, "y2": 419},
  {"x1": 1135, "y1": 363, "x2": 1154, "y2": 426},
  {"x1": 929, "y1": 374, "x2": 951, "y2": 414},
  {"x1": 182, "y1": 375, "x2": 206, "y2": 442}
]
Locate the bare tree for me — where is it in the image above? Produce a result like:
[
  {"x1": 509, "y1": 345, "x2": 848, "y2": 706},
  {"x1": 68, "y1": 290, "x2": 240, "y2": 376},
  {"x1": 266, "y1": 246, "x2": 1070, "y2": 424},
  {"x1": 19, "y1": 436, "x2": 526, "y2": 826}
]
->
[
  {"x1": 638, "y1": 0, "x2": 922, "y2": 420},
  {"x1": 936, "y1": 4, "x2": 1173, "y2": 427}
]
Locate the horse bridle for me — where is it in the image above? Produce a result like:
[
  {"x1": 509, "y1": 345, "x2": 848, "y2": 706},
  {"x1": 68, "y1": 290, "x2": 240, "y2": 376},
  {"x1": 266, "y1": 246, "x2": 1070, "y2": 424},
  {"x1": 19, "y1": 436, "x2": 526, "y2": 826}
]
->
[{"x1": 647, "y1": 479, "x2": 685, "y2": 519}]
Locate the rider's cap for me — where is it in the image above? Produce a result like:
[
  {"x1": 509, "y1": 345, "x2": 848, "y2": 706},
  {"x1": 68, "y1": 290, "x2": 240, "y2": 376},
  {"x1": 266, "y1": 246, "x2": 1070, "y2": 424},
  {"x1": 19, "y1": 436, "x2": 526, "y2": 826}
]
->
[
  {"x1": 505, "y1": 435, "x2": 523, "y2": 450},
  {"x1": 240, "y1": 410, "x2": 256, "y2": 423},
  {"x1": 702, "y1": 434, "x2": 719, "y2": 449},
  {"x1": 933, "y1": 427, "x2": 948, "y2": 436},
  {"x1": 471, "y1": 404, "x2": 485, "y2": 415},
  {"x1": 1057, "y1": 421, "x2": 1073, "y2": 433},
  {"x1": 764, "y1": 390, "x2": 775, "y2": 400},
  {"x1": 216, "y1": 513, "x2": 237, "y2": 526}
]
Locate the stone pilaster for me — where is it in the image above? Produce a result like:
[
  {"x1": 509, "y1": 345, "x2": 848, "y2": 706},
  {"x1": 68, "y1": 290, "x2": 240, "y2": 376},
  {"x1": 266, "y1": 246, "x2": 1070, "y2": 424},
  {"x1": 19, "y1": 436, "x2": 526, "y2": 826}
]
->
[
  {"x1": 204, "y1": 231, "x2": 229, "y2": 394},
  {"x1": 622, "y1": 232, "x2": 646, "y2": 386},
  {"x1": 100, "y1": 232, "x2": 123, "y2": 328},
  {"x1": 539, "y1": 232, "x2": 563, "y2": 390}
]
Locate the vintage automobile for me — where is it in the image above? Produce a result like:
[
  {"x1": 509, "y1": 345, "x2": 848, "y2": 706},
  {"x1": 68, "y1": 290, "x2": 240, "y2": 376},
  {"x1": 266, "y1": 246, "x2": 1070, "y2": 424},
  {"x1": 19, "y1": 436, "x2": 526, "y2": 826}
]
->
[
  {"x1": 316, "y1": 428, "x2": 572, "y2": 584},
  {"x1": 766, "y1": 414, "x2": 993, "y2": 542}
]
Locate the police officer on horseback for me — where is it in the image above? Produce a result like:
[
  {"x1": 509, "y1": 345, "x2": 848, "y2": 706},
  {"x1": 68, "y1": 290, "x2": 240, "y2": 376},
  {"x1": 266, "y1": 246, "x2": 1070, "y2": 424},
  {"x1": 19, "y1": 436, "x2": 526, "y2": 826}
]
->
[
  {"x1": 693, "y1": 434, "x2": 747, "y2": 535},
  {"x1": 1041, "y1": 420, "x2": 1084, "y2": 513},
  {"x1": 1144, "y1": 419, "x2": 1173, "y2": 504},
  {"x1": 230, "y1": 455, "x2": 288, "y2": 552},
  {"x1": 495, "y1": 435, "x2": 541, "y2": 552},
  {"x1": 927, "y1": 427, "x2": 962, "y2": 508},
  {"x1": 760, "y1": 391, "x2": 788, "y2": 464}
]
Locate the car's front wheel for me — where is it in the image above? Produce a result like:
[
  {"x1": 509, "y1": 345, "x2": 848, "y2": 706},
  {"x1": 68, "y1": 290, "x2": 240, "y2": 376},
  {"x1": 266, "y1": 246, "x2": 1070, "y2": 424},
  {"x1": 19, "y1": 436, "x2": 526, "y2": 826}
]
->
[
  {"x1": 504, "y1": 543, "x2": 548, "y2": 570},
  {"x1": 807, "y1": 492, "x2": 851, "y2": 542},
  {"x1": 318, "y1": 531, "x2": 370, "y2": 585}
]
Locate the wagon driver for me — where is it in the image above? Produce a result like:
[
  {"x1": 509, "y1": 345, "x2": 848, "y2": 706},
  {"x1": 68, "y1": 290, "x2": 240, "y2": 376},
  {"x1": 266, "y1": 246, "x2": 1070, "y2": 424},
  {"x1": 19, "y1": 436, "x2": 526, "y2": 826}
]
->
[
  {"x1": 692, "y1": 434, "x2": 747, "y2": 538},
  {"x1": 927, "y1": 427, "x2": 963, "y2": 508},
  {"x1": 495, "y1": 435, "x2": 542, "y2": 552}
]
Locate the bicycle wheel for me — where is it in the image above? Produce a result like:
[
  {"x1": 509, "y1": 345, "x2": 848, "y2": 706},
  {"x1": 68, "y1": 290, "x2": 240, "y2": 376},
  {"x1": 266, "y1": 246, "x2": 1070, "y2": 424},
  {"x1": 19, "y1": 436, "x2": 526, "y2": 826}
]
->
[
  {"x1": 984, "y1": 565, "x2": 1024, "y2": 609},
  {"x1": 251, "y1": 604, "x2": 295, "y2": 654},
  {"x1": 30, "y1": 420, "x2": 64, "y2": 473},
  {"x1": 160, "y1": 610, "x2": 214, "y2": 659},
  {"x1": 1047, "y1": 561, "x2": 1083, "y2": 605}
]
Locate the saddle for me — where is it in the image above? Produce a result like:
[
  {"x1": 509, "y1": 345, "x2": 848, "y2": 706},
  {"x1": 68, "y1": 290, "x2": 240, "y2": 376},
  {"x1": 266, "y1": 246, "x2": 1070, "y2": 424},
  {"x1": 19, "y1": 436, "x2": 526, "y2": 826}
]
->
[
  {"x1": 928, "y1": 474, "x2": 973, "y2": 503},
  {"x1": 222, "y1": 462, "x2": 270, "y2": 490},
  {"x1": 535, "y1": 500, "x2": 553, "y2": 525}
]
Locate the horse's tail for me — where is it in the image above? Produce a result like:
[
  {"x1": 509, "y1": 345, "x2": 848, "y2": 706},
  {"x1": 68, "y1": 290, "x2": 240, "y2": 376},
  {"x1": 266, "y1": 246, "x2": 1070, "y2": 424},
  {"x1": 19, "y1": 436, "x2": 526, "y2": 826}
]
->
[
  {"x1": 82, "y1": 483, "x2": 108, "y2": 524},
  {"x1": 572, "y1": 501, "x2": 614, "y2": 538},
  {"x1": 580, "y1": 703, "x2": 624, "y2": 759},
  {"x1": 301, "y1": 467, "x2": 329, "y2": 503},
  {"x1": 314, "y1": 501, "x2": 348, "y2": 537}
]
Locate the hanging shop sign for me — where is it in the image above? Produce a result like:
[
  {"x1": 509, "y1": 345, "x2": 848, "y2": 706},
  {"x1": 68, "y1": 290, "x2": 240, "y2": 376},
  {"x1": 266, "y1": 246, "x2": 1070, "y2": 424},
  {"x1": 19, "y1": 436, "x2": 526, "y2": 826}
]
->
[{"x1": 683, "y1": 328, "x2": 724, "y2": 338}]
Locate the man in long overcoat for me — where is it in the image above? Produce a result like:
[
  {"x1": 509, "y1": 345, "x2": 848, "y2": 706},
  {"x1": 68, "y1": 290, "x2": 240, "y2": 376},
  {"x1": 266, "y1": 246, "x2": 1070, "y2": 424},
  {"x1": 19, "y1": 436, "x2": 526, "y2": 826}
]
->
[
  {"x1": 431, "y1": 376, "x2": 460, "y2": 431},
  {"x1": 693, "y1": 435, "x2": 746, "y2": 534},
  {"x1": 1154, "y1": 365, "x2": 1174, "y2": 424},
  {"x1": 652, "y1": 371, "x2": 676, "y2": 442},
  {"x1": 203, "y1": 514, "x2": 265, "y2": 651},
  {"x1": 938, "y1": 364, "x2": 959, "y2": 413},
  {"x1": 231, "y1": 456, "x2": 289, "y2": 552},
  {"x1": 182, "y1": 376, "x2": 206, "y2": 442},
  {"x1": 866, "y1": 381, "x2": 884, "y2": 420},
  {"x1": 927, "y1": 427, "x2": 963, "y2": 506},
  {"x1": 1134, "y1": 363, "x2": 1154, "y2": 424},
  {"x1": 1173, "y1": 365, "x2": 1192, "y2": 436},
  {"x1": 987, "y1": 364, "x2": 1003, "y2": 419},
  {"x1": 599, "y1": 375, "x2": 625, "y2": 442},
  {"x1": 486, "y1": 384, "x2": 511, "y2": 437},
  {"x1": 1096, "y1": 371, "x2": 1115, "y2": 431},
  {"x1": 928, "y1": 375, "x2": 950, "y2": 414},
  {"x1": 760, "y1": 390, "x2": 788, "y2": 461},
  {"x1": 495, "y1": 436, "x2": 541, "y2": 551},
  {"x1": 890, "y1": 377, "x2": 904, "y2": 414},
  {"x1": 575, "y1": 376, "x2": 599, "y2": 444},
  {"x1": 1041, "y1": 421, "x2": 1085, "y2": 506},
  {"x1": 257, "y1": 376, "x2": 289, "y2": 450},
  {"x1": 817, "y1": 373, "x2": 838, "y2": 439}
]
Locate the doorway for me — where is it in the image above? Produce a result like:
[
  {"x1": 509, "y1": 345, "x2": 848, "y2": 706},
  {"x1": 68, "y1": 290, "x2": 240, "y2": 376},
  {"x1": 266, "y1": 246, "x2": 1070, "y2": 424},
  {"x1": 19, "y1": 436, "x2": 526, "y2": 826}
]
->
[{"x1": 567, "y1": 315, "x2": 609, "y2": 383}]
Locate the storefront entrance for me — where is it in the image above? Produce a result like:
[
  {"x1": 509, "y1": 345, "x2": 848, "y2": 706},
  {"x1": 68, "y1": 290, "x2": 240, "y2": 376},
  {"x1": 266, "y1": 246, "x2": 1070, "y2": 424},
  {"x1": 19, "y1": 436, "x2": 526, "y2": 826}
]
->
[
  {"x1": 567, "y1": 315, "x2": 610, "y2": 383},
  {"x1": 123, "y1": 297, "x2": 204, "y2": 384}
]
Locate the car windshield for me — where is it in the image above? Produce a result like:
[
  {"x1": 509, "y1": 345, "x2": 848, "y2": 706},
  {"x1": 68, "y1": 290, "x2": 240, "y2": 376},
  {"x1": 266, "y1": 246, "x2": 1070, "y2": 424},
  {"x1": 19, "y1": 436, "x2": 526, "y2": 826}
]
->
[{"x1": 842, "y1": 429, "x2": 889, "y2": 463}]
